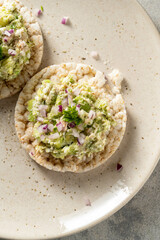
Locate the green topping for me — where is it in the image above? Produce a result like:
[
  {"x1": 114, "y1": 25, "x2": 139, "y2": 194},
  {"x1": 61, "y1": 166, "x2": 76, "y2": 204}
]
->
[
  {"x1": 41, "y1": 6, "x2": 44, "y2": 12},
  {"x1": 0, "y1": 45, "x2": 3, "y2": 60},
  {"x1": 0, "y1": 2, "x2": 32, "y2": 81},
  {"x1": 63, "y1": 106, "x2": 82, "y2": 125},
  {"x1": 27, "y1": 76, "x2": 114, "y2": 160},
  {"x1": 73, "y1": 96, "x2": 91, "y2": 112}
]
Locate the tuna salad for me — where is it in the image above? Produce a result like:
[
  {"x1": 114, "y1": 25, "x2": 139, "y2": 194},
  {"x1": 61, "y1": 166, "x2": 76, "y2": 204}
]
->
[
  {"x1": 0, "y1": 1, "x2": 31, "y2": 81},
  {"x1": 15, "y1": 63, "x2": 126, "y2": 172}
]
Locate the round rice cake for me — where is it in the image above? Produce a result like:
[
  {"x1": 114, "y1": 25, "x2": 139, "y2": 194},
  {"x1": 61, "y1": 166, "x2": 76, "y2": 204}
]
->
[
  {"x1": 15, "y1": 63, "x2": 127, "y2": 173},
  {"x1": 0, "y1": 0, "x2": 43, "y2": 99}
]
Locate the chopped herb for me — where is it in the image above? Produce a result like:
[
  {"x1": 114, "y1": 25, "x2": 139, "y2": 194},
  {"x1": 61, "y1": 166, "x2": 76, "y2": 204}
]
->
[
  {"x1": 41, "y1": 6, "x2": 44, "y2": 12},
  {"x1": 63, "y1": 106, "x2": 82, "y2": 125},
  {"x1": 0, "y1": 45, "x2": 3, "y2": 60}
]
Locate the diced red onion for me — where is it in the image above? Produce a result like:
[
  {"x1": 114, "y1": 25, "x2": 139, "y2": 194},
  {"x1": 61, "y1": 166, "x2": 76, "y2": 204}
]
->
[
  {"x1": 68, "y1": 94, "x2": 74, "y2": 106},
  {"x1": 62, "y1": 98, "x2": 68, "y2": 108},
  {"x1": 29, "y1": 151, "x2": 35, "y2": 158},
  {"x1": 39, "y1": 105, "x2": 48, "y2": 110},
  {"x1": 73, "y1": 88, "x2": 80, "y2": 96},
  {"x1": 40, "y1": 109, "x2": 46, "y2": 117},
  {"x1": 65, "y1": 89, "x2": 68, "y2": 93},
  {"x1": 39, "y1": 105, "x2": 47, "y2": 117},
  {"x1": 48, "y1": 124, "x2": 54, "y2": 132},
  {"x1": 48, "y1": 133, "x2": 60, "y2": 140},
  {"x1": 62, "y1": 121, "x2": 67, "y2": 131},
  {"x1": 8, "y1": 29, "x2": 14, "y2": 34},
  {"x1": 43, "y1": 124, "x2": 48, "y2": 130},
  {"x1": 61, "y1": 17, "x2": 69, "y2": 25},
  {"x1": 77, "y1": 133, "x2": 85, "y2": 145},
  {"x1": 117, "y1": 163, "x2": 123, "y2": 171},
  {"x1": 56, "y1": 122, "x2": 63, "y2": 132},
  {"x1": 58, "y1": 105, "x2": 63, "y2": 112},
  {"x1": 37, "y1": 117, "x2": 44, "y2": 122},
  {"x1": 76, "y1": 104, "x2": 80, "y2": 113},
  {"x1": 85, "y1": 198, "x2": 91, "y2": 206},
  {"x1": 3, "y1": 37, "x2": 8, "y2": 42},
  {"x1": 68, "y1": 122, "x2": 76, "y2": 128},
  {"x1": 8, "y1": 49, "x2": 16, "y2": 56},
  {"x1": 4, "y1": 30, "x2": 11, "y2": 37},
  {"x1": 88, "y1": 110, "x2": 96, "y2": 120},
  {"x1": 72, "y1": 129, "x2": 80, "y2": 138},
  {"x1": 40, "y1": 135, "x2": 45, "y2": 141},
  {"x1": 37, "y1": 9, "x2": 42, "y2": 17},
  {"x1": 38, "y1": 124, "x2": 48, "y2": 133},
  {"x1": 77, "y1": 123, "x2": 84, "y2": 131},
  {"x1": 51, "y1": 106, "x2": 58, "y2": 115}
]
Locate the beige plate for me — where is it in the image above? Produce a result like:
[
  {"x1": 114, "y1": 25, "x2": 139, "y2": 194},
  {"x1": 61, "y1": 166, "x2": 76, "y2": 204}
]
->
[{"x1": 0, "y1": 0, "x2": 160, "y2": 239}]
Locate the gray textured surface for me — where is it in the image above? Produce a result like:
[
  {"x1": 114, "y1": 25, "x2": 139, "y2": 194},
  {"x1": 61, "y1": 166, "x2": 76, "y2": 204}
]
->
[{"x1": 58, "y1": 1, "x2": 160, "y2": 240}]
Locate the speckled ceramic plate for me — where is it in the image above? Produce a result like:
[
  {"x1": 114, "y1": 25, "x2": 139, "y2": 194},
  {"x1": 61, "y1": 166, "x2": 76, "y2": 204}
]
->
[{"x1": 0, "y1": 0, "x2": 160, "y2": 239}]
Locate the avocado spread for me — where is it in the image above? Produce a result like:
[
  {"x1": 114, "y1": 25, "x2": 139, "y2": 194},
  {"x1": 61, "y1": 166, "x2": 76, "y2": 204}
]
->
[
  {"x1": 27, "y1": 76, "x2": 115, "y2": 160},
  {"x1": 0, "y1": 2, "x2": 31, "y2": 81}
]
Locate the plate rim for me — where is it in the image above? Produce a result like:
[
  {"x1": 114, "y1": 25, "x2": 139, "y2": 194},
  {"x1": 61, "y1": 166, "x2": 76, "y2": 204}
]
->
[{"x1": 0, "y1": 0, "x2": 160, "y2": 239}]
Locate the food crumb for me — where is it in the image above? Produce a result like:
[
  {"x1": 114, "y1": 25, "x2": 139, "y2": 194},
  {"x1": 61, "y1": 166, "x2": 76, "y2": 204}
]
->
[
  {"x1": 84, "y1": 197, "x2": 92, "y2": 206},
  {"x1": 90, "y1": 51, "x2": 99, "y2": 60},
  {"x1": 117, "y1": 163, "x2": 123, "y2": 171}
]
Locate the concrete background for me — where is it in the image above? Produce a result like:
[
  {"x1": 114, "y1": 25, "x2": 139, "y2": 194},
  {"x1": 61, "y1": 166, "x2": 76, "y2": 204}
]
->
[{"x1": 58, "y1": 1, "x2": 160, "y2": 239}]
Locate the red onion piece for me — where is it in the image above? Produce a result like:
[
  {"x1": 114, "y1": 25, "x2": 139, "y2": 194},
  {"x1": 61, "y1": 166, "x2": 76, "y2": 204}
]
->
[
  {"x1": 68, "y1": 122, "x2": 76, "y2": 128},
  {"x1": 8, "y1": 49, "x2": 16, "y2": 56},
  {"x1": 117, "y1": 163, "x2": 123, "y2": 171},
  {"x1": 39, "y1": 105, "x2": 47, "y2": 117},
  {"x1": 58, "y1": 105, "x2": 63, "y2": 112},
  {"x1": 43, "y1": 124, "x2": 48, "y2": 130},
  {"x1": 3, "y1": 37, "x2": 8, "y2": 42},
  {"x1": 4, "y1": 30, "x2": 11, "y2": 37},
  {"x1": 76, "y1": 104, "x2": 80, "y2": 113},
  {"x1": 51, "y1": 106, "x2": 58, "y2": 115},
  {"x1": 77, "y1": 123, "x2": 84, "y2": 131},
  {"x1": 37, "y1": 117, "x2": 44, "y2": 122},
  {"x1": 85, "y1": 198, "x2": 91, "y2": 206},
  {"x1": 38, "y1": 124, "x2": 48, "y2": 133},
  {"x1": 77, "y1": 134, "x2": 85, "y2": 145},
  {"x1": 68, "y1": 94, "x2": 74, "y2": 106},
  {"x1": 65, "y1": 89, "x2": 68, "y2": 93},
  {"x1": 71, "y1": 129, "x2": 79, "y2": 138},
  {"x1": 73, "y1": 88, "x2": 80, "y2": 96},
  {"x1": 88, "y1": 110, "x2": 96, "y2": 120},
  {"x1": 56, "y1": 122, "x2": 63, "y2": 132},
  {"x1": 48, "y1": 133, "x2": 60, "y2": 140},
  {"x1": 62, "y1": 98, "x2": 68, "y2": 108},
  {"x1": 77, "y1": 138, "x2": 81, "y2": 145},
  {"x1": 61, "y1": 17, "x2": 69, "y2": 25},
  {"x1": 48, "y1": 124, "x2": 54, "y2": 132},
  {"x1": 37, "y1": 9, "x2": 42, "y2": 17},
  {"x1": 8, "y1": 29, "x2": 14, "y2": 34},
  {"x1": 40, "y1": 135, "x2": 45, "y2": 141}
]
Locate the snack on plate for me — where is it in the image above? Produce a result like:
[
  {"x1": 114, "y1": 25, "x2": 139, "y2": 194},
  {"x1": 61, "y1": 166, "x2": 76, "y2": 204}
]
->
[
  {"x1": 0, "y1": 0, "x2": 43, "y2": 99},
  {"x1": 15, "y1": 63, "x2": 127, "y2": 173}
]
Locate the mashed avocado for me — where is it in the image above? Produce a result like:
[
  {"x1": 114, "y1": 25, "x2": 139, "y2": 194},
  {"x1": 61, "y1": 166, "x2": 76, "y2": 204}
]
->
[
  {"x1": 27, "y1": 76, "x2": 115, "y2": 160},
  {"x1": 0, "y1": 2, "x2": 31, "y2": 81}
]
